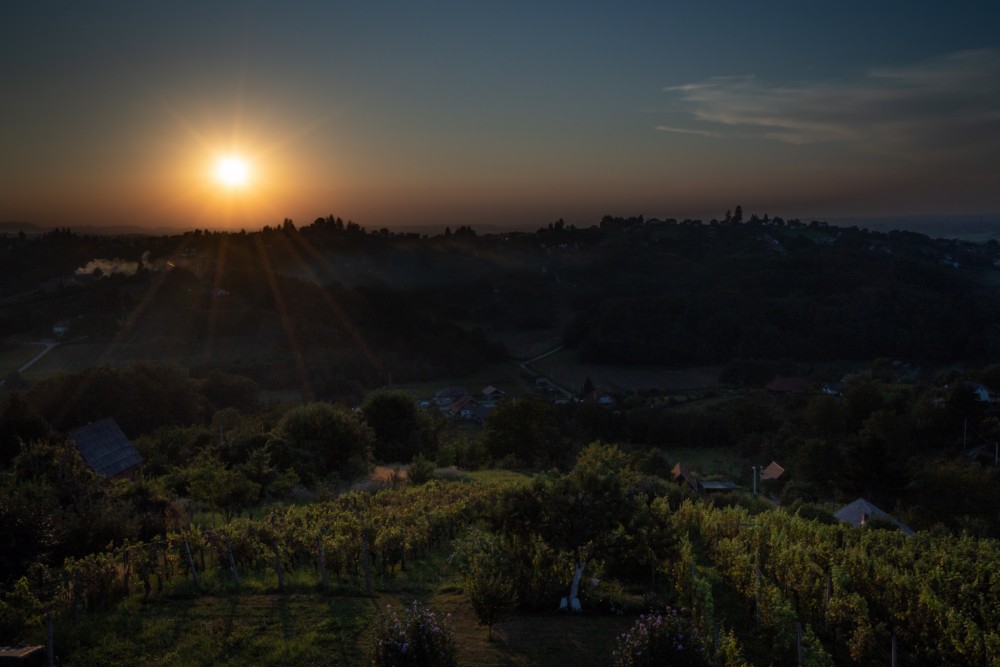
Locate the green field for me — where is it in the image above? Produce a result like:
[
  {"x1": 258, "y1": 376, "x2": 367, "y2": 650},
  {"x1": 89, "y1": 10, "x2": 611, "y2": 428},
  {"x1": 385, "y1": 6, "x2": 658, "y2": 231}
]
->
[
  {"x1": 388, "y1": 361, "x2": 536, "y2": 402},
  {"x1": 48, "y1": 546, "x2": 632, "y2": 667},
  {"x1": 54, "y1": 590, "x2": 634, "y2": 667},
  {"x1": 0, "y1": 341, "x2": 47, "y2": 377},
  {"x1": 19, "y1": 333, "x2": 283, "y2": 381}
]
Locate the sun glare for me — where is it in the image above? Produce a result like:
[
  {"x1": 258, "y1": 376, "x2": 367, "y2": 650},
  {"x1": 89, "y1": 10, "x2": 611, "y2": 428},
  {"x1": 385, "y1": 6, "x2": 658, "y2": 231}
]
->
[{"x1": 214, "y1": 155, "x2": 250, "y2": 188}]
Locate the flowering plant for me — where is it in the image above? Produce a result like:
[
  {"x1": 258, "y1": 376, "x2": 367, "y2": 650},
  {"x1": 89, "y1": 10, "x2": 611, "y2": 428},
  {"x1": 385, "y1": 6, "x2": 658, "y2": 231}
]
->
[
  {"x1": 612, "y1": 607, "x2": 710, "y2": 667},
  {"x1": 366, "y1": 601, "x2": 458, "y2": 667}
]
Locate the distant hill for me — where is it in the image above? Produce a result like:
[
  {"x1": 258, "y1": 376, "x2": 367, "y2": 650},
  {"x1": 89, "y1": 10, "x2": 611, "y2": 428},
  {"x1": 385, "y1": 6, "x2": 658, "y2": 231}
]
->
[
  {"x1": 827, "y1": 214, "x2": 1000, "y2": 242},
  {"x1": 0, "y1": 220, "x2": 43, "y2": 234},
  {"x1": 0, "y1": 221, "x2": 190, "y2": 237}
]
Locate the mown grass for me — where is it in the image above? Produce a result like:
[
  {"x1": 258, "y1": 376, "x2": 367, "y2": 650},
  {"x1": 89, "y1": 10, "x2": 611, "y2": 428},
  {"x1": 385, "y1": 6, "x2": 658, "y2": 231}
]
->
[
  {"x1": 464, "y1": 468, "x2": 535, "y2": 487},
  {"x1": 20, "y1": 330, "x2": 284, "y2": 381},
  {"x1": 56, "y1": 592, "x2": 376, "y2": 666},
  {"x1": 49, "y1": 536, "x2": 636, "y2": 667}
]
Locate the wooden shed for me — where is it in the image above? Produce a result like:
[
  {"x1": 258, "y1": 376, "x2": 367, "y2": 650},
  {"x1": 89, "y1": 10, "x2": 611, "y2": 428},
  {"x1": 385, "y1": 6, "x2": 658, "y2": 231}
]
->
[{"x1": 68, "y1": 417, "x2": 143, "y2": 478}]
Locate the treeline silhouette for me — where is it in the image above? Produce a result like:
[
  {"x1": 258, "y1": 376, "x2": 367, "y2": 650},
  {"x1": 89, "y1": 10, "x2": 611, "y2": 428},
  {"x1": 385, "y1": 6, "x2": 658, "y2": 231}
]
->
[{"x1": 3, "y1": 212, "x2": 1000, "y2": 395}]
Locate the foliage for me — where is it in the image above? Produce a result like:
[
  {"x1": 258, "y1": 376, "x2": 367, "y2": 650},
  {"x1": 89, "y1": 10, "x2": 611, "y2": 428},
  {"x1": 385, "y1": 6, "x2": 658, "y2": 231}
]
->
[
  {"x1": 482, "y1": 397, "x2": 570, "y2": 468},
  {"x1": 366, "y1": 601, "x2": 457, "y2": 667},
  {"x1": 406, "y1": 454, "x2": 436, "y2": 485},
  {"x1": 27, "y1": 363, "x2": 211, "y2": 436},
  {"x1": 184, "y1": 455, "x2": 261, "y2": 522},
  {"x1": 464, "y1": 561, "x2": 517, "y2": 640},
  {"x1": 361, "y1": 390, "x2": 438, "y2": 463},
  {"x1": 0, "y1": 392, "x2": 51, "y2": 468},
  {"x1": 268, "y1": 401, "x2": 375, "y2": 483},
  {"x1": 434, "y1": 435, "x2": 488, "y2": 470},
  {"x1": 0, "y1": 577, "x2": 44, "y2": 642},
  {"x1": 612, "y1": 609, "x2": 710, "y2": 667}
]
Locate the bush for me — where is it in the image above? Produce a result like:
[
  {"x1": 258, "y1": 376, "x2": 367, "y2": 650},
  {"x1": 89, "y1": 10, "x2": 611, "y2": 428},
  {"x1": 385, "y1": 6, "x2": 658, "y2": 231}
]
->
[
  {"x1": 407, "y1": 454, "x2": 436, "y2": 485},
  {"x1": 465, "y1": 562, "x2": 517, "y2": 640},
  {"x1": 366, "y1": 601, "x2": 457, "y2": 667},
  {"x1": 612, "y1": 608, "x2": 710, "y2": 667}
]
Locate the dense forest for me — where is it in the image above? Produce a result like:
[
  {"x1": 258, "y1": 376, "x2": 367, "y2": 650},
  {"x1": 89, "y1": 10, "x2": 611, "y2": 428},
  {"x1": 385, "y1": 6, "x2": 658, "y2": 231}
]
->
[
  {"x1": 3, "y1": 213, "x2": 1000, "y2": 664},
  {"x1": 4, "y1": 213, "x2": 1000, "y2": 395}
]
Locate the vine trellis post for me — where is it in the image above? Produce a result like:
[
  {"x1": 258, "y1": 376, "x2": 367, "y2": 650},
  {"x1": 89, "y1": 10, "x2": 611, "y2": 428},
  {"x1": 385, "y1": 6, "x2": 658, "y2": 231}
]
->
[
  {"x1": 183, "y1": 539, "x2": 199, "y2": 590},
  {"x1": 317, "y1": 529, "x2": 328, "y2": 591}
]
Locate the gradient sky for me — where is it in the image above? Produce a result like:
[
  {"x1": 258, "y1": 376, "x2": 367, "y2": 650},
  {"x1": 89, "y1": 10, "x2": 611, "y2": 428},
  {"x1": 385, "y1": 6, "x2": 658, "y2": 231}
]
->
[{"x1": 2, "y1": 2, "x2": 999, "y2": 231}]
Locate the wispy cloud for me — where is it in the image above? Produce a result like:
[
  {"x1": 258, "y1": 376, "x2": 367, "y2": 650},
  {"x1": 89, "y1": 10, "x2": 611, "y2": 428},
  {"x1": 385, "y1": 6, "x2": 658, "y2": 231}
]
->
[
  {"x1": 654, "y1": 125, "x2": 722, "y2": 138},
  {"x1": 662, "y1": 50, "x2": 1000, "y2": 158}
]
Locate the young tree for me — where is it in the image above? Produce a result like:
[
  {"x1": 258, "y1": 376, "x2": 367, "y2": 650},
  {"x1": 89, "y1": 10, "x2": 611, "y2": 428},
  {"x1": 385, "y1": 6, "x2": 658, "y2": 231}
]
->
[
  {"x1": 465, "y1": 560, "x2": 518, "y2": 640},
  {"x1": 539, "y1": 442, "x2": 644, "y2": 611}
]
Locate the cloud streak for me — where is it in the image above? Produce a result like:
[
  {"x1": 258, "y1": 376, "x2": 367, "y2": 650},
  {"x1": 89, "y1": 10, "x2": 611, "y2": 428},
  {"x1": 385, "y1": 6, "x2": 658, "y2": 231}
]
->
[
  {"x1": 654, "y1": 125, "x2": 722, "y2": 138},
  {"x1": 663, "y1": 50, "x2": 1000, "y2": 159}
]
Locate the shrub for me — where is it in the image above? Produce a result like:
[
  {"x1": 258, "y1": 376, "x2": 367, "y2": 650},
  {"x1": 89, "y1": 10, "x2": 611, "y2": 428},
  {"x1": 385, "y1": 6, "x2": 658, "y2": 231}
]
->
[
  {"x1": 465, "y1": 562, "x2": 517, "y2": 640},
  {"x1": 407, "y1": 455, "x2": 436, "y2": 485},
  {"x1": 366, "y1": 601, "x2": 457, "y2": 667},
  {"x1": 612, "y1": 608, "x2": 710, "y2": 667}
]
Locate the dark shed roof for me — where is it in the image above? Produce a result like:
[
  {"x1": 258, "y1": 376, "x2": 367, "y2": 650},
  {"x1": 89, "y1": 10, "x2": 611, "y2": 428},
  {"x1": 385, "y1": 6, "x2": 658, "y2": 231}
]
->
[
  {"x1": 834, "y1": 497, "x2": 914, "y2": 536},
  {"x1": 68, "y1": 417, "x2": 143, "y2": 477}
]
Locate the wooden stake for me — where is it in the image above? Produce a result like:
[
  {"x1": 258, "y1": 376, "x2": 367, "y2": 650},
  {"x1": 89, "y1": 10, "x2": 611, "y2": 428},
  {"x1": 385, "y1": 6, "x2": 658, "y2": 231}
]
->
[
  {"x1": 272, "y1": 540, "x2": 285, "y2": 592},
  {"x1": 361, "y1": 529, "x2": 373, "y2": 596},
  {"x1": 225, "y1": 539, "x2": 241, "y2": 587},
  {"x1": 183, "y1": 539, "x2": 199, "y2": 589},
  {"x1": 317, "y1": 530, "x2": 328, "y2": 591}
]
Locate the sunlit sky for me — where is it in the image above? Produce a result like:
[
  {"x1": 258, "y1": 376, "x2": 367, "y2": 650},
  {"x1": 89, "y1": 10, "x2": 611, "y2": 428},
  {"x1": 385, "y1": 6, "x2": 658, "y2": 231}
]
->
[{"x1": 2, "y1": 2, "x2": 999, "y2": 231}]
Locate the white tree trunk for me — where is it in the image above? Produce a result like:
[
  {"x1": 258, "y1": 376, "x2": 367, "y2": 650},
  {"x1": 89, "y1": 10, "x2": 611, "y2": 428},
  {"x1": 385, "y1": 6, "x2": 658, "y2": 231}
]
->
[{"x1": 566, "y1": 560, "x2": 586, "y2": 612}]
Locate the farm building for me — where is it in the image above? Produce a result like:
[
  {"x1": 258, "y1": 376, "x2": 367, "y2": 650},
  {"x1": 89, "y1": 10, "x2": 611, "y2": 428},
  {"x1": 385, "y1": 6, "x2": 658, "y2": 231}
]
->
[
  {"x1": 834, "y1": 498, "x2": 914, "y2": 536},
  {"x1": 68, "y1": 417, "x2": 143, "y2": 478},
  {"x1": 0, "y1": 644, "x2": 45, "y2": 665},
  {"x1": 759, "y1": 461, "x2": 785, "y2": 481}
]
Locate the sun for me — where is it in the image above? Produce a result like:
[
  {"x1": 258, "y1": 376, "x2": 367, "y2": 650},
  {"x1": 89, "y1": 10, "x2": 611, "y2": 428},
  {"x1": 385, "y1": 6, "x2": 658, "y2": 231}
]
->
[{"x1": 214, "y1": 155, "x2": 251, "y2": 188}]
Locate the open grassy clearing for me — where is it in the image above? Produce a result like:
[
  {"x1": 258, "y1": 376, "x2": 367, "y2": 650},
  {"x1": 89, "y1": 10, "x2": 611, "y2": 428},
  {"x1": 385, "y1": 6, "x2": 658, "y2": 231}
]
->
[
  {"x1": 389, "y1": 361, "x2": 535, "y2": 402},
  {"x1": 48, "y1": 533, "x2": 636, "y2": 667},
  {"x1": 56, "y1": 593, "x2": 375, "y2": 666},
  {"x1": 531, "y1": 349, "x2": 723, "y2": 395},
  {"x1": 436, "y1": 589, "x2": 635, "y2": 667},
  {"x1": 662, "y1": 447, "x2": 754, "y2": 482},
  {"x1": 53, "y1": 585, "x2": 637, "y2": 667},
  {"x1": 0, "y1": 341, "x2": 46, "y2": 376},
  {"x1": 19, "y1": 337, "x2": 279, "y2": 381}
]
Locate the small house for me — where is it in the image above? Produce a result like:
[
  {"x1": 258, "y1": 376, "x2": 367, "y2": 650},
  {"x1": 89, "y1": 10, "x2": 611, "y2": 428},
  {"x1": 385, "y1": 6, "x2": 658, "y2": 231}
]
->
[
  {"x1": 963, "y1": 381, "x2": 994, "y2": 403},
  {"x1": 434, "y1": 386, "x2": 469, "y2": 407},
  {"x1": 759, "y1": 461, "x2": 785, "y2": 481},
  {"x1": 699, "y1": 480, "x2": 741, "y2": 494},
  {"x1": 821, "y1": 382, "x2": 845, "y2": 397},
  {"x1": 481, "y1": 385, "x2": 505, "y2": 400}
]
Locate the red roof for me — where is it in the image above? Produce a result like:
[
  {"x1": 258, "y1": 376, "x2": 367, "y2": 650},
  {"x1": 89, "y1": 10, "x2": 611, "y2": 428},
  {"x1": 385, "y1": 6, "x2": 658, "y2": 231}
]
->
[{"x1": 760, "y1": 461, "x2": 785, "y2": 480}]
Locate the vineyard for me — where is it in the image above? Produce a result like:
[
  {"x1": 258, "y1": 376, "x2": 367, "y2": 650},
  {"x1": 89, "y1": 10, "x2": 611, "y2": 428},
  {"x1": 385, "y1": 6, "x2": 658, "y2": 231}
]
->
[{"x1": 5, "y1": 463, "x2": 1000, "y2": 666}]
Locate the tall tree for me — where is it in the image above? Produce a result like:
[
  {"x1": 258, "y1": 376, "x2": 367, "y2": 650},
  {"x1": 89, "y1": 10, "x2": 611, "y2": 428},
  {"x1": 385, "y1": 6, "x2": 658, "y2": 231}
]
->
[{"x1": 361, "y1": 389, "x2": 437, "y2": 463}]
